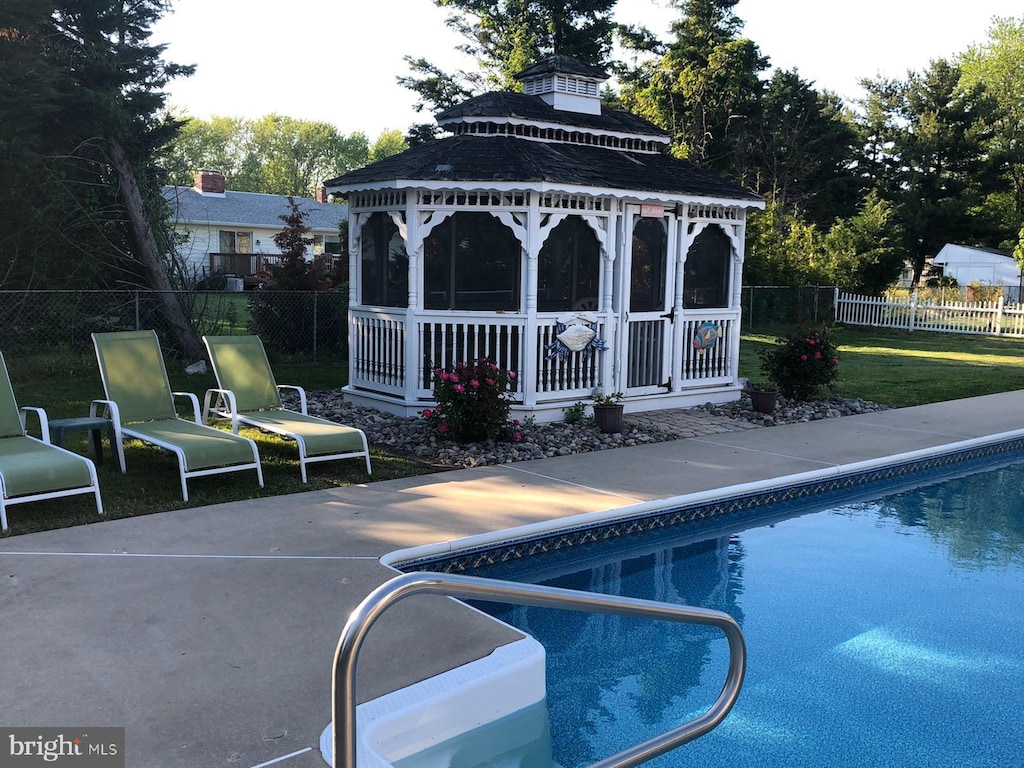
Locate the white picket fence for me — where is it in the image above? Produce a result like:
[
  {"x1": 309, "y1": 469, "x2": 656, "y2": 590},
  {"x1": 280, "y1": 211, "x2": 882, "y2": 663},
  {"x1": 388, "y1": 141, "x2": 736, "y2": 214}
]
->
[{"x1": 835, "y1": 289, "x2": 1024, "y2": 337}]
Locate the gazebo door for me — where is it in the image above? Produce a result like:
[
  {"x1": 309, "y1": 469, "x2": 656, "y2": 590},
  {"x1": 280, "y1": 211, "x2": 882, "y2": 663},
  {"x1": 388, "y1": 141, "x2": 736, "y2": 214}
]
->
[{"x1": 622, "y1": 207, "x2": 674, "y2": 395}]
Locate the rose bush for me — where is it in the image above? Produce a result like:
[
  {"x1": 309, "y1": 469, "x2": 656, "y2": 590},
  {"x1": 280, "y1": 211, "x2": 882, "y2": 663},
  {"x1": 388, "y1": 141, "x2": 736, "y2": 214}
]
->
[
  {"x1": 422, "y1": 358, "x2": 520, "y2": 443},
  {"x1": 758, "y1": 326, "x2": 839, "y2": 400}
]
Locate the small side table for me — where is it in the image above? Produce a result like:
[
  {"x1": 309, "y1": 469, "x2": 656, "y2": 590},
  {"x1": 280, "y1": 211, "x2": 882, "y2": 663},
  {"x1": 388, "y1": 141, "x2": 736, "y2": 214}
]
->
[{"x1": 49, "y1": 416, "x2": 117, "y2": 465}]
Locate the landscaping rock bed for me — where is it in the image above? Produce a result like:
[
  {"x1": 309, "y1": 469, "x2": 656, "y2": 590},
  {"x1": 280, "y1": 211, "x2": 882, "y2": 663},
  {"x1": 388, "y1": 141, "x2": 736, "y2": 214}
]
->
[{"x1": 289, "y1": 390, "x2": 891, "y2": 469}]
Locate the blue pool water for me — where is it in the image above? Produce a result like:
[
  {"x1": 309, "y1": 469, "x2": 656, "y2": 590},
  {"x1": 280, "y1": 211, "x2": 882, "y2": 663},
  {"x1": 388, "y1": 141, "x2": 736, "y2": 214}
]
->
[{"x1": 469, "y1": 458, "x2": 1024, "y2": 768}]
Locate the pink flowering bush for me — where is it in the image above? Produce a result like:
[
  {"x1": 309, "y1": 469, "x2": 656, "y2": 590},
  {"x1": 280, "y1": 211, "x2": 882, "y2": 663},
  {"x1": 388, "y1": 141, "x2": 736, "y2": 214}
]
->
[
  {"x1": 758, "y1": 325, "x2": 839, "y2": 400},
  {"x1": 422, "y1": 358, "x2": 519, "y2": 442}
]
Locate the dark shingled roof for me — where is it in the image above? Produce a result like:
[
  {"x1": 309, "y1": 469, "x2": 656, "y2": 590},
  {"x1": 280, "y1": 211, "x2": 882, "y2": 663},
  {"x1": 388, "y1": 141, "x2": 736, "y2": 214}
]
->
[
  {"x1": 514, "y1": 55, "x2": 609, "y2": 81},
  {"x1": 324, "y1": 135, "x2": 761, "y2": 202},
  {"x1": 435, "y1": 92, "x2": 668, "y2": 138}
]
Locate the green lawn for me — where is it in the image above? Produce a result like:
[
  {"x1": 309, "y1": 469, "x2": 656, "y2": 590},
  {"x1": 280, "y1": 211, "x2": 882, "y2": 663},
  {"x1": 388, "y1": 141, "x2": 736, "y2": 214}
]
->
[
  {"x1": 3, "y1": 325, "x2": 1024, "y2": 536},
  {"x1": 740, "y1": 326, "x2": 1024, "y2": 406}
]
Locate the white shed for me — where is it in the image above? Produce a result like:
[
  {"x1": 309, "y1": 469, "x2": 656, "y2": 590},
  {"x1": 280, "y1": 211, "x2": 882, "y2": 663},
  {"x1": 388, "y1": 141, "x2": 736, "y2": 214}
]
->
[{"x1": 932, "y1": 244, "x2": 1019, "y2": 287}]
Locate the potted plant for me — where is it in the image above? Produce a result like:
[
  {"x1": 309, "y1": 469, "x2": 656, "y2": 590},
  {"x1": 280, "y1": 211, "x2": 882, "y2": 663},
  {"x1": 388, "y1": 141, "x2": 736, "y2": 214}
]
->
[
  {"x1": 757, "y1": 325, "x2": 839, "y2": 404},
  {"x1": 591, "y1": 390, "x2": 625, "y2": 434},
  {"x1": 746, "y1": 381, "x2": 780, "y2": 414}
]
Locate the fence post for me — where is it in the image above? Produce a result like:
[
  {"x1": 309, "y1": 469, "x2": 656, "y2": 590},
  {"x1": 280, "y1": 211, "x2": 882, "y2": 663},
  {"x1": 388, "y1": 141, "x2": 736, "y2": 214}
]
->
[
  {"x1": 312, "y1": 291, "x2": 318, "y2": 361},
  {"x1": 135, "y1": 292, "x2": 140, "y2": 330},
  {"x1": 996, "y1": 294, "x2": 1005, "y2": 336},
  {"x1": 908, "y1": 290, "x2": 917, "y2": 332}
]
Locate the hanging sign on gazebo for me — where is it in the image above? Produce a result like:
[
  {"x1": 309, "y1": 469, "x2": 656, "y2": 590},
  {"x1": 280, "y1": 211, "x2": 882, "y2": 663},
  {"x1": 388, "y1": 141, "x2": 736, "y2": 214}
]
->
[
  {"x1": 546, "y1": 312, "x2": 608, "y2": 360},
  {"x1": 692, "y1": 321, "x2": 720, "y2": 354}
]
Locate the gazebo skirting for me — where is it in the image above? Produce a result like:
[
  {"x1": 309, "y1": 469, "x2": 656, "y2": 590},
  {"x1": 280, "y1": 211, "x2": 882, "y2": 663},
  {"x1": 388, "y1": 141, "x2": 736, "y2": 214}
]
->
[{"x1": 345, "y1": 306, "x2": 741, "y2": 421}]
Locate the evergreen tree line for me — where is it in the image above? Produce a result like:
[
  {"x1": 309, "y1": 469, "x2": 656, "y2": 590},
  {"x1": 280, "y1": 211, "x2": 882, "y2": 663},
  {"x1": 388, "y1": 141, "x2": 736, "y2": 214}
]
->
[{"x1": 402, "y1": 0, "x2": 1024, "y2": 294}]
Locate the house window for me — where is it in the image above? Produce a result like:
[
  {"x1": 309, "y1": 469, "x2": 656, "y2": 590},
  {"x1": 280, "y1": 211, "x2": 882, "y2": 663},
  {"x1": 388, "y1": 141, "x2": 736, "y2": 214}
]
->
[
  {"x1": 424, "y1": 213, "x2": 521, "y2": 311},
  {"x1": 538, "y1": 216, "x2": 600, "y2": 312},
  {"x1": 360, "y1": 213, "x2": 408, "y2": 307},
  {"x1": 683, "y1": 225, "x2": 731, "y2": 308},
  {"x1": 630, "y1": 217, "x2": 667, "y2": 312},
  {"x1": 218, "y1": 231, "x2": 252, "y2": 253}
]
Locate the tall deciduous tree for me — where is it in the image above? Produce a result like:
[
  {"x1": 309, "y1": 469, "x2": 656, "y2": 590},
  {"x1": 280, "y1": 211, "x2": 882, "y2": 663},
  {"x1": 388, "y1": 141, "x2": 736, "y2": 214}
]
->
[
  {"x1": 163, "y1": 115, "x2": 370, "y2": 197},
  {"x1": 959, "y1": 16, "x2": 1024, "y2": 232}
]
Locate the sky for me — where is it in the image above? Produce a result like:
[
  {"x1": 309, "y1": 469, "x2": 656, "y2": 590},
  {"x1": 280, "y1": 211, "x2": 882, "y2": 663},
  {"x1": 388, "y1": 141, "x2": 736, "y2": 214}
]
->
[{"x1": 151, "y1": 0, "x2": 1023, "y2": 140}]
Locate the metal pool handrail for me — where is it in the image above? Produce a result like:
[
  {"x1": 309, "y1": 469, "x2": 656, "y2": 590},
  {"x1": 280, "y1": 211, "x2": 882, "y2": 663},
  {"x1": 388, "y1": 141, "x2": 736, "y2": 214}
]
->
[{"x1": 331, "y1": 571, "x2": 746, "y2": 768}]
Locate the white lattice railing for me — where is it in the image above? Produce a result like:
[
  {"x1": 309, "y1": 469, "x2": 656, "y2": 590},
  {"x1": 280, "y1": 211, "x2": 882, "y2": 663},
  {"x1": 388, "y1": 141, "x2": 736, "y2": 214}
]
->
[
  {"x1": 836, "y1": 291, "x2": 1024, "y2": 337},
  {"x1": 350, "y1": 308, "x2": 406, "y2": 395},
  {"x1": 535, "y1": 314, "x2": 608, "y2": 399},
  {"x1": 680, "y1": 313, "x2": 739, "y2": 384},
  {"x1": 416, "y1": 313, "x2": 526, "y2": 398}
]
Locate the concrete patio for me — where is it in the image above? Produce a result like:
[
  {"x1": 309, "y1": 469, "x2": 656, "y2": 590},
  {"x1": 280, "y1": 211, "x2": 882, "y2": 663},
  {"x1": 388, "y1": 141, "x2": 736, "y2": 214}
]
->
[{"x1": 1, "y1": 391, "x2": 1022, "y2": 767}]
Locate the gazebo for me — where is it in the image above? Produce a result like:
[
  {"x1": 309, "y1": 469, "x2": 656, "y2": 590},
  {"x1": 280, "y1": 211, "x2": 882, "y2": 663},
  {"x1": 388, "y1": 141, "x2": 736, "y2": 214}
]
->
[{"x1": 324, "y1": 55, "x2": 764, "y2": 421}]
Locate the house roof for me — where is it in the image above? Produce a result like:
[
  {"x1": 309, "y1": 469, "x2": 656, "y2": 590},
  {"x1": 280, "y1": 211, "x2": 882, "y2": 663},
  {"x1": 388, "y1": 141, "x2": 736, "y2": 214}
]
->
[
  {"x1": 435, "y1": 91, "x2": 668, "y2": 138},
  {"x1": 162, "y1": 186, "x2": 347, "y2": 233},
  {"x1": 324, "y1": 135, "x2": 761, "y2": 202},
  {"x1": 933, "y1": 243, "x2": 1013, "y2": 264}
]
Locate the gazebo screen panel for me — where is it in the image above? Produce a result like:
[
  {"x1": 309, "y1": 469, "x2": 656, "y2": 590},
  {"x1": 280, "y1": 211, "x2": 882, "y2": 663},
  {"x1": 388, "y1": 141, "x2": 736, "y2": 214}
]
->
[
  {"x1": 538, "y1": 216, "x2": 601, "y2": 312},
  {"x1": 361, "y1": 212, "x2": 408, "y2": 307},
  {"x1": 424, "y1": 212, "x2": 521, "y2": 311},
  {"x1": 683, "y1": 225, "x2": 731, "y2": 309}
]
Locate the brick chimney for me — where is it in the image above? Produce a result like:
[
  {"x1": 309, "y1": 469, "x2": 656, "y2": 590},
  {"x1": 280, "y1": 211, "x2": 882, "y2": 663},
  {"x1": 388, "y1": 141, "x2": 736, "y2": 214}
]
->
[
  {"x1": 194, "y1": 169, "x2": 226, "y2": 195},
  {"x1": 315, "y1": 185, "x2": 328, "y2": 204}
]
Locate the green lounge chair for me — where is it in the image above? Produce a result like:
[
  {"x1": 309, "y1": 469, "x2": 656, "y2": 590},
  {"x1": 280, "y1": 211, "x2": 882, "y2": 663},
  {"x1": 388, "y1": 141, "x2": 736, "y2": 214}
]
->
[
  {"x1": 0, "y1": 351, "x2": 103, "y2": 532},
  {"x1": 201, "y1": 335, "x2": 371, "y2": 482},
  {"x1": 92, "y1": 330, "x2": 264, "y2": 501}
]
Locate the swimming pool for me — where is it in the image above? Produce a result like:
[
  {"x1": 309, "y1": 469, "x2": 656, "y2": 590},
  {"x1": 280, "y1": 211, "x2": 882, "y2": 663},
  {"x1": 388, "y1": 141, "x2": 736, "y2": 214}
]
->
[{"x1": 466, "y1": 454, "x2": 1024, "y2": 768}]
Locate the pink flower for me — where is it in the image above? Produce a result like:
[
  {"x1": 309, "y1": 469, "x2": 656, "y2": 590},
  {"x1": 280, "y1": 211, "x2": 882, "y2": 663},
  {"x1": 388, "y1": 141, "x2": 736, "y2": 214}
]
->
[
  {"x1": 450, "y1": 374, "x2": 459, "y2": 383},
  {"x1": 513, "y1": 419, "x2": 520, "y2": 426},
  {"x1": 470, "y1": 379, "x2": 480, "y2": 388},
  {"x1": 454, "y1": 384, "x2": 465, "y2": 393},
  {"x1": 814, "y1": 351, "x2": 821, "y2": 359},
  {"x1": 422, "y1": 408, "x2": 433, "y2": 418},
  {"x1": 439, "y1": 372, "x2": 450, "y2": 382},
  {"x1": 807, "y1": 338, "x2": 815, "y2": 345},
  {"x1": 513, "y1": 432, "x2": 522, "y2": 441},
  {"x1": 486, "y1": 378, "x2": 495, "y2": 386},
  {"x1": 800, "y1": 354, "x2": 808, "y2": 361},
  {"x1": 433, "y1": 368, "x2": 442, "y2": 376},
  {"x1": 438, "y1": 423, "x2": 448, "y2": 434},
  {"x1": 832, "y1": 358, "x2": 839, "y2": 364},
  {"x1": 490, "y1": 364, "x2": 499, "y2": 371},
  {"x1": 508, "y1": 371, "x2": 517, "y2": 379}
]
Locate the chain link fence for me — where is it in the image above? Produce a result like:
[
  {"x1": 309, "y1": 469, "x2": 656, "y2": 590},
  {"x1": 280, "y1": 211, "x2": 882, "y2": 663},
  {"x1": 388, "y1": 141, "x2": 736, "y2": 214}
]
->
[
  {"x1": 0, "y1": 289, "x2": 349, "y2": 361},
  {"x1": 0, "y1": 285, "x2": 836, "y2": 362},
  {"x1": 741, "y1": 285, "x2": 838, "y2": 330}
]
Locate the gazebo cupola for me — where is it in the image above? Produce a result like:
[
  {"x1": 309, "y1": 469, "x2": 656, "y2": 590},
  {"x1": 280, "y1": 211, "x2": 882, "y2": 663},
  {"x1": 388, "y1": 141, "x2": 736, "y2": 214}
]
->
[
  {"x1": 323, "y1": 55, "x2": 764, "y2": 422},
  {"x1": 516, "y1": 54, "x2": 606, "y2": 115}
]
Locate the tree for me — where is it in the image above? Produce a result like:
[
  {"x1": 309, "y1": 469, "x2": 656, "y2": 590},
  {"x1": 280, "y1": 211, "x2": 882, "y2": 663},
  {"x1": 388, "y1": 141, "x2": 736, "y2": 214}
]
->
[
  {"x1": 369, "y1": 129, "x2": 409, "y2": 164},
  {"x1": 861, "y1": 60, "x2": 1004, "y2": 285},
  {"x1": 618, "y1": 0, "x2": 767, "y2": 172},
  {"x1": 162, "y1": 115, "x2": 370, "y2": 197},
  {"x1": 959, "y1": 16, "x2": 1024, "y2": 234},
  {"x1": 818, "y1": 192, "x2": 904, "y2": 294},
  {"x1": 0, "y1": 0, "x2": 201, "y2": 355},
  {"x1": 399, "y1": 0, "x2": 617, "y2": 117},
  {"x1": 751, "y1": 70, "x2": 861, "y2": 227}
]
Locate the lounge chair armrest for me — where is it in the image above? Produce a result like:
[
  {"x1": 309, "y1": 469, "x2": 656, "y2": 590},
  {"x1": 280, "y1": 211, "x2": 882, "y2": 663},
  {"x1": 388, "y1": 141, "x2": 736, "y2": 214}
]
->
[
  {"x1": 90, "y1": 399, "x2": 121, "y2": 425},
  {"x1": 202, "y1": 388, "x2": 241, "y2": 433},
  {"x1": 277, "y1": 384, "x2": 308, "y2": 415},
  {"x1": 19, "y1": 406, "x2": 51, "y2": 443},
  {"x1": 172, "y1": 391, "x2": 203, "y2": 424}
]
